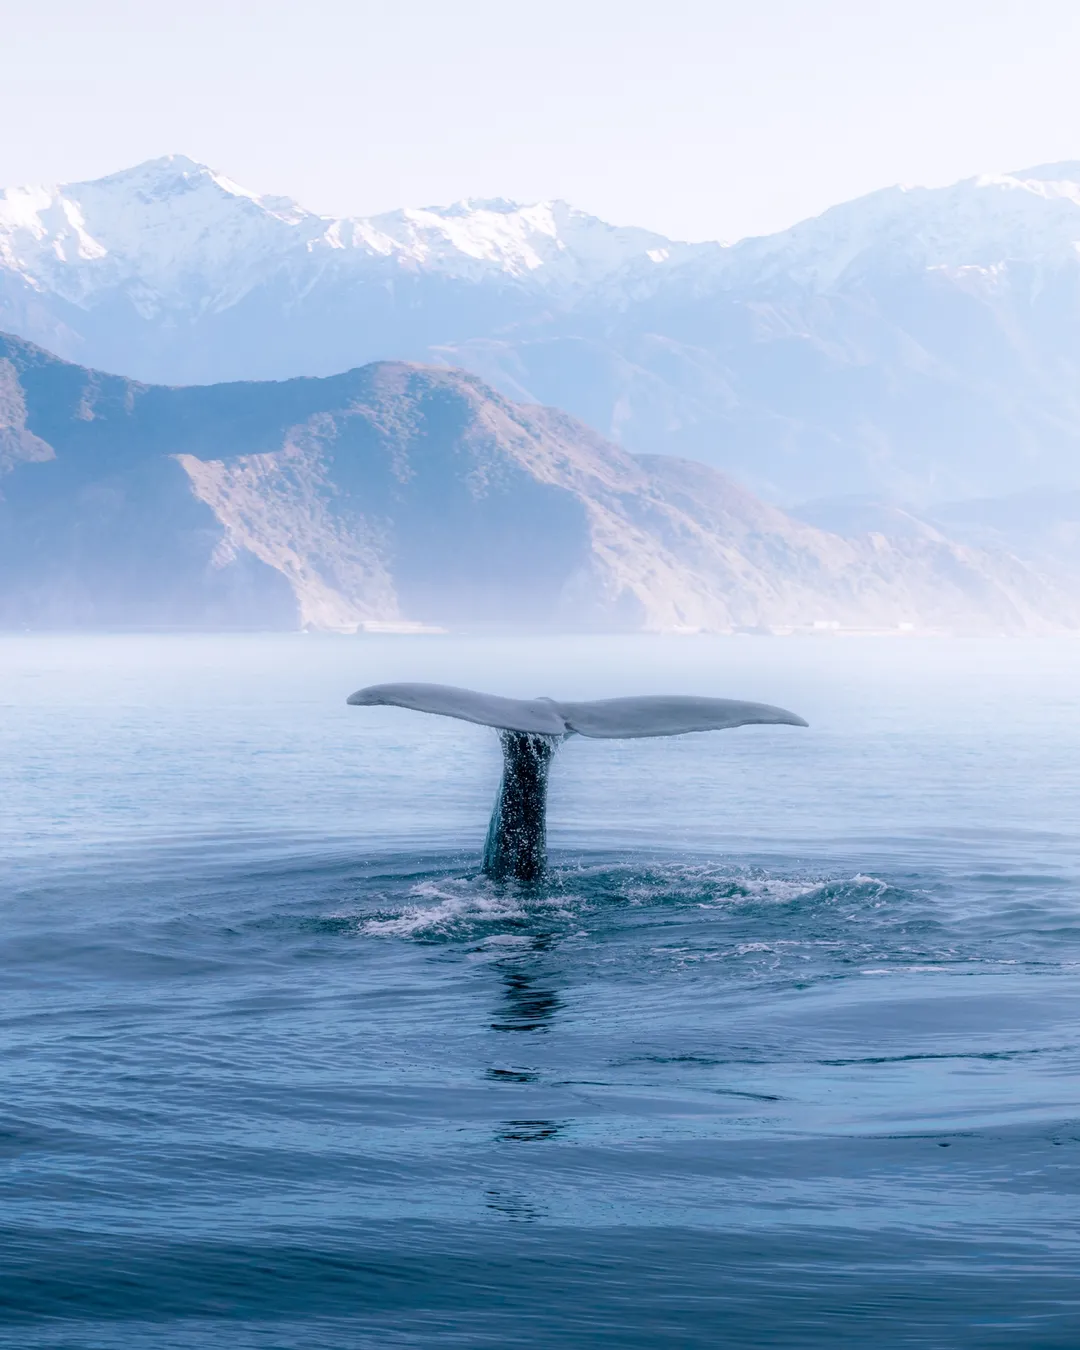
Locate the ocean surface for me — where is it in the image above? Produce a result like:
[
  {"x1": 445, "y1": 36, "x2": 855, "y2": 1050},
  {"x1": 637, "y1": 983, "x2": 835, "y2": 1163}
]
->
[{"x1": 2, "y1": 633, "x2": 1080, "y2": 1348}]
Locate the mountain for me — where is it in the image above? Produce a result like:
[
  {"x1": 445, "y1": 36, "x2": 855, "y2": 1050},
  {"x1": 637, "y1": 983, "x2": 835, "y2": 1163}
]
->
[
  {"x1": 0, "y1": 331, "x2": 1069, "y2": 634},
  {"x1": 0, "y1": 155, "x2": 694, "y2": 386},
  {"x1": 5, "y1": 157, "x2": 1080, "y2": 506}
]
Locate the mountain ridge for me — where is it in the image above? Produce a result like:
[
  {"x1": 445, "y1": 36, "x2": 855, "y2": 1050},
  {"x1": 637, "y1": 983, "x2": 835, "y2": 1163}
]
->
[
  {"x1": 0, "y1": 329, "x2": 1071, "y2": 635},
  {"x1": 0, "y1": 153, "x2": 691, "y2": 307}
]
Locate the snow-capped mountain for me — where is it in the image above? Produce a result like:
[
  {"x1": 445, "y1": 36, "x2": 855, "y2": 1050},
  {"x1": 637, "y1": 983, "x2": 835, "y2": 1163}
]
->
[
  {"x1": 0, "y1": 154, "x2": 688, "y2": 314},
  {"x1": 3, "y1": 154, "x2": 1080, "y2": 504},
  {"x1": 649, "y1": 162, "x2": 1080, "y2": 292}
]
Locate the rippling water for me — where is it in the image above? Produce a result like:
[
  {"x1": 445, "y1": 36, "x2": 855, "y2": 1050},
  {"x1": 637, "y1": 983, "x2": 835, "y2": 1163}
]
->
[{"x1": 2, "y1": 633, "x2": 1080, "y2": 1348}]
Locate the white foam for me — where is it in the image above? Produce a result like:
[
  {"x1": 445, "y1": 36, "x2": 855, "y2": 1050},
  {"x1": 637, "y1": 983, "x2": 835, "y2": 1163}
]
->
[
  {"x1": 353, "y1": 864, "x2": 895, "y2": 940},
  {"x1": 360, "y1": 877, "x2": 526, "y2": 937}
]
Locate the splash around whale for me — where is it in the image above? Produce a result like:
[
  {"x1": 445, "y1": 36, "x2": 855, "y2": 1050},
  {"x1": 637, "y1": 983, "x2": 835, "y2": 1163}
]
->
[{"x1": 347, "y1": 683, "x2": 809, "y2": 882}]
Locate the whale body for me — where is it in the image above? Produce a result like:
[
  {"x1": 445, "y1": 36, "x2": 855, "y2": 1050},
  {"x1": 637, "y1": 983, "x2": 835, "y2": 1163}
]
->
[{"x1": 347, "y1": 682, "x2": 808, "y2": 881}]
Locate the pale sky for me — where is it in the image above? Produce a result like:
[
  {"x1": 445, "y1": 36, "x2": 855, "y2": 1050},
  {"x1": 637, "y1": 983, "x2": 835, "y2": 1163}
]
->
[{"x1": 2, "y1": 0, "x2": 1079, "y2": 242}]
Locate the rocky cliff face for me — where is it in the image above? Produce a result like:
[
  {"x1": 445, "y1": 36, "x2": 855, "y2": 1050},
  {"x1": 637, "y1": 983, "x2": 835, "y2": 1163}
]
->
[{"x1": 0, "y1": 332, "x2": 1073, "y2": 633}]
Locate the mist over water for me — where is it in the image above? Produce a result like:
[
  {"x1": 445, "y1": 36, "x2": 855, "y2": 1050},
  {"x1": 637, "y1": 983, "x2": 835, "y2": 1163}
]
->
[{"x1": 2, "y1": 633, "x2": 1080, "y2": 1348}]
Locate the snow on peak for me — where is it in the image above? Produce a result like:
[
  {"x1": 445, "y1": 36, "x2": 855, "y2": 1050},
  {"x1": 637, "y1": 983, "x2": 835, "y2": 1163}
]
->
[
  {"x1": 89, "y1": 153, "x2": 209, "y2": 188},
  {"x1": 0, "y1": 155, "x2": 328, "y2": 313},
  {"x1": 343, "y1": 196, "x2": 679, "y2": 283},
  {"x1": 0, "y1": 159, "x2": 684, "y2": 314},
  {"x1": 425, "y1": 197, "x2": 524, "y2": 217},
  {"x1": 676, "y1": 161, "x2": 1080, "y2": 293},
  {"x1": 4, "y1": 154, "x2": 1080, "y2": 320}
]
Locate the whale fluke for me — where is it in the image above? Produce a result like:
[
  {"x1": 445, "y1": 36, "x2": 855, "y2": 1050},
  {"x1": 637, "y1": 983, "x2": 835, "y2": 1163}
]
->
[
  {"x1": 347, "y1": 682, "x2": 808, "y2": 737},
  {"x1": 347, "y1": 682, "x2": 808, "y2": 881}
]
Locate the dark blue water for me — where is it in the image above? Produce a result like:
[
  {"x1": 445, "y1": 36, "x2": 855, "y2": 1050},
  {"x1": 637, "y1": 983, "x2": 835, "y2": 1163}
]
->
[{"x1": 3, "y1": 634, "x2": 1080, "y2": 1348}]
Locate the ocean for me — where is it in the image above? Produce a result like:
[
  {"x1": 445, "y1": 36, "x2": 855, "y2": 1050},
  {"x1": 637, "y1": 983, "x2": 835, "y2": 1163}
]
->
[{"x1": 2, "y1": 632, "x2": 1079, "y2": 1348}]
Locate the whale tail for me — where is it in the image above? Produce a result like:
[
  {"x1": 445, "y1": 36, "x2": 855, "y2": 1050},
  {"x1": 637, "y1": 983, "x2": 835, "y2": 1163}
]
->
[{"x1": 347, "y1": 683, "x2": 808, "y2": 881}]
